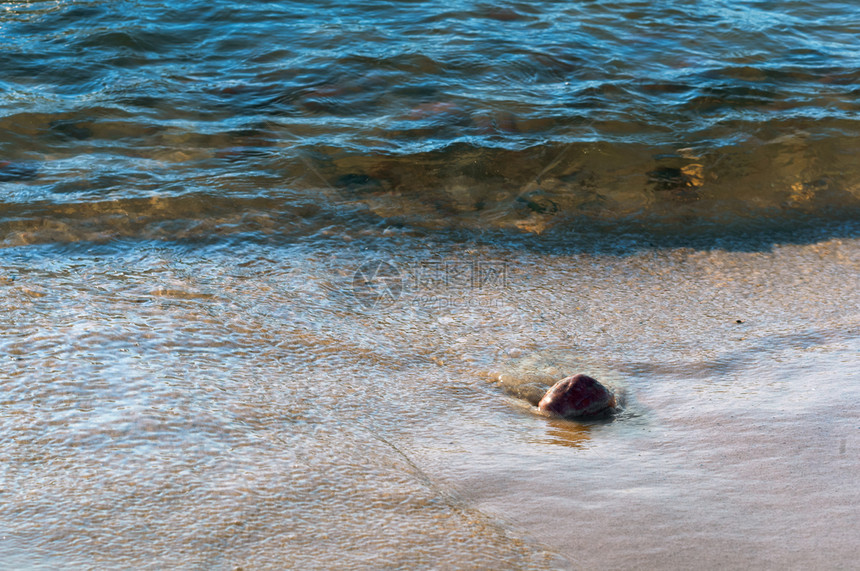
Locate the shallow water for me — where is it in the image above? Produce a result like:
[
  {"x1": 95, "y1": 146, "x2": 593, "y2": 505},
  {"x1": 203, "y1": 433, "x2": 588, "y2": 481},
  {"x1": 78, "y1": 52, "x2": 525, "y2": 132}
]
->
[{"x1": 1, "y1": 1, "x2": 859, "y2": 569}]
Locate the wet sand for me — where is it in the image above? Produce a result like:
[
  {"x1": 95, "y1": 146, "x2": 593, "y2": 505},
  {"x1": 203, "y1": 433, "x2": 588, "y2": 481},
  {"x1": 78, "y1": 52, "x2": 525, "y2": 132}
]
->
[
  {"x1": 410, "y1": 233, "x2": 859, "y2": 569},
  {"x1": 431, "y1": 358, "x2": 858, "y2": 569},
  {"x1": 0, "y1": 228, "x2": 857, "y2": 569}
]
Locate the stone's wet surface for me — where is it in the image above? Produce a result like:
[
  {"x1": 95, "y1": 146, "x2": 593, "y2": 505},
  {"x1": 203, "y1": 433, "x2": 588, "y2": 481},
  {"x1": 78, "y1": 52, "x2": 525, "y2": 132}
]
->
[{"x1": 538, "y1": 374, "x2": 616, "y2": 418}]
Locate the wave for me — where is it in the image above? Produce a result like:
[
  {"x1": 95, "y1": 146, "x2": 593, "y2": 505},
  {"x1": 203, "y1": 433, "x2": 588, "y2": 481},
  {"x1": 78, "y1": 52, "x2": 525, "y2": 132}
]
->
[{"x1": 2, "y1": 0, "x2": 859, "y2": 247}]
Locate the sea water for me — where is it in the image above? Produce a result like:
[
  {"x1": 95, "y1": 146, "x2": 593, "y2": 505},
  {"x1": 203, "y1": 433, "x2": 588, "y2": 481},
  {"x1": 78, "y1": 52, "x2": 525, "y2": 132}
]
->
[{"x1": 1, "y1": 1, "x2": 858, "y2": 568}]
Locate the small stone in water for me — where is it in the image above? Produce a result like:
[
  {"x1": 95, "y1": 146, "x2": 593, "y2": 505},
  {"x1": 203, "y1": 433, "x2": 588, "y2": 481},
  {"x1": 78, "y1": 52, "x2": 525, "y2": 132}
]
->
[{"x1": 538, "y1": 374, "x2": 616, "y2": 418}]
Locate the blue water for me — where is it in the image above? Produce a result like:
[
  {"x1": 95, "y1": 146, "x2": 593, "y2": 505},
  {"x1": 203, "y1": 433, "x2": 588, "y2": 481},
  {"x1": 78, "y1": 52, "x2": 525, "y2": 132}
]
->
[{"x1": 2, "y1": 0, "x2": 860, "y2": 243}]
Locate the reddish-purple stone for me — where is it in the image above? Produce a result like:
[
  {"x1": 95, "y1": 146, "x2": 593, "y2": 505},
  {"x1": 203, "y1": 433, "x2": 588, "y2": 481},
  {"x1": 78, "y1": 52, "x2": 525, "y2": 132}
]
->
[{"x1": 538, "y1": 374, "x2": 616, "y2": 418}]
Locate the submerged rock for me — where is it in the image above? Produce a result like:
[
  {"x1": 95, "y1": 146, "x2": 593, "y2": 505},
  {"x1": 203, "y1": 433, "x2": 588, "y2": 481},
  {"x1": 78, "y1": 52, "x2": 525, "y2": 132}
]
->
[
  {"x1": 538, "y1": 374, "x2": 616, "y2": 418},
  {"x1": 50, "y1": 120, "x2": 93, "y2": 140}
]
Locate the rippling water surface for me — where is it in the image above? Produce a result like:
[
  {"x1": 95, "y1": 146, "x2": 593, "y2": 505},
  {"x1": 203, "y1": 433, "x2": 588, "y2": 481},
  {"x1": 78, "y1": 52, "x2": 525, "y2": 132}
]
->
[{"x1": 1, "y1": 1, "x2": 858, "y2": 569}]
